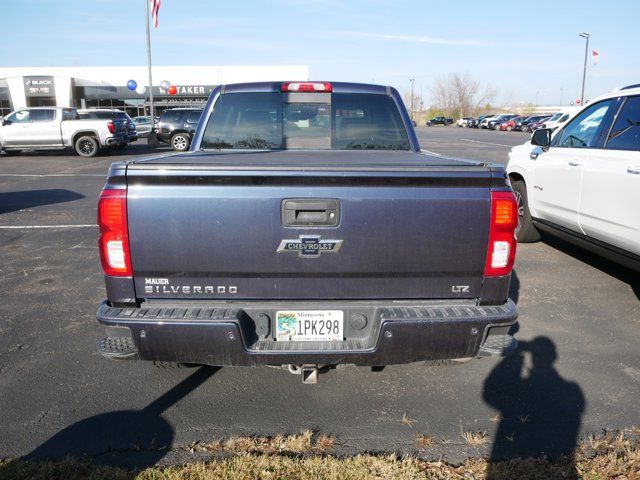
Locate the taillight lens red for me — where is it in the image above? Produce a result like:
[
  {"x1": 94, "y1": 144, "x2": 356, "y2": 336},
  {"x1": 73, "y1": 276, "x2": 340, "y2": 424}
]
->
[
  {"x1": 281, "y1": 82, "x2": 332, "y2": 92},
  {"x1": 107, "y1": 121, "x2": 115, "y2": 134},
  {"x1": 484, "y1": 191, "x2": 518, "y2": 277},
  {"x1": 98, "y1": 188, "x2": 132, "y2": 277}
]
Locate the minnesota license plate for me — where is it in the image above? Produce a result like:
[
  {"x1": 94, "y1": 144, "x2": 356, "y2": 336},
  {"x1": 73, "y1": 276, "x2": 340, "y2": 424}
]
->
[{"x1": 276, "y1": 310, "x2": 344, "y2": 341}]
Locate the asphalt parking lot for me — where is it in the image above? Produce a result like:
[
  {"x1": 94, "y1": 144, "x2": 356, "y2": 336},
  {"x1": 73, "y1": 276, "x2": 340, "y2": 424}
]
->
[{"x1": 0, "y1": 128, "x2": 639, "y2": 468}]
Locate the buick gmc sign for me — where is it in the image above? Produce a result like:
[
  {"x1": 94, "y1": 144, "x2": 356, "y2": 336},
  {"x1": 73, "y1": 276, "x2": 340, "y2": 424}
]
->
[{"x1": 24, "y1": 76, "x2": 55, "y2": 97}]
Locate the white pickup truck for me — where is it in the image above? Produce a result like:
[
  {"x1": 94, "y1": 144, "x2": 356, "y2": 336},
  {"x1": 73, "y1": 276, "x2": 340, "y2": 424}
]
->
[
  {"x1": 0, "y1": 107, "x2": 129, "y2": 157},
  {"x1": 507, "y1": 85, "x2": 640, "y2": 271}
]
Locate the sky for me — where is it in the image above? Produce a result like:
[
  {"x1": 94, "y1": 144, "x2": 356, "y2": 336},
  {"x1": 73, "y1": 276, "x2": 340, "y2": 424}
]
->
[{"x1": 2, "y1": 0, "x2": 639, "y2": 107}]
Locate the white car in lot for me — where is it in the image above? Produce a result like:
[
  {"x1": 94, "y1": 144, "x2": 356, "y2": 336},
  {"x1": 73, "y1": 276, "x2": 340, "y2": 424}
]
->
[
  {"x1": 507, "y1": 85, "x2": 640, "y2": 271},
  {"x1": 0, "y1": 107, "x2": 128, "y2": 157},
  {"x1": 456, "y1": 117, "x2": 474, "y2": 127},
  {"x1": 542, "y1": 107, "x2": 579, "y2": 131}
]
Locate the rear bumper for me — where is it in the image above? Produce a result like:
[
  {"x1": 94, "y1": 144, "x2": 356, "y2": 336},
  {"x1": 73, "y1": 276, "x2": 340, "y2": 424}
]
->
[
  {"x1": 104, "y1": 135, "x2": 127, "y2": 146},
  {"x1": 97, "y1": 299, "x2": 518, "y2": 366}
]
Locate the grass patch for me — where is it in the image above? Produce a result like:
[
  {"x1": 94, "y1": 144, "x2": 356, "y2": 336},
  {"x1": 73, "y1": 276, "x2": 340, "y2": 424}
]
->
[{"x1": 2, "y1": 428, "x2": 639, "y2": 480}]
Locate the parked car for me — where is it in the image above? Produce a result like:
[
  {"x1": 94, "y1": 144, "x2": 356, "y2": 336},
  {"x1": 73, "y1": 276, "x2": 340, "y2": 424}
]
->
[
  {"x1": 132, "y1": 116, "x2": 153, "y2": 136},
  {"x1": 487, "y1": 114, "x2": 517, "y2": 130},
  {"x1": 0, "y1": 107, "x2": 128, "y2": 157},
  {"x1": 507, "y1": 84, "x2": 640, "y2": 271},
  {"x1": 542, "y1": 107, "x2": 579, "y2": 131},
  {"x1": 470, "y1": 114, "x2": 494, "y2": 128},
  {"x1": 426, "y1": 116, "x2": 453, "y2": 126},
  {"x1": 156, "y1": 108, "x2": 203, "y2": 151},
  {"x1": 96, "y1": 81, "x2": 519, "y2": 381},
  {"x1": 78, "y1": 109, "x2": 137, "y2": 143},
  {"x1": 457, "y1": 117, "x2": 474, "y2": 127},
  {"x1": 516, "y1": 115, "x2": 550, "y2": 132},
  {"x1": 480, "y1": 115, "x2": 500, "y2": 129},
  {"x1": 527, "y1": 117, "x2": 552, "y2": 132},
  {"x1": 499, "y1": 116, "x2": 524, "y2": 132}
]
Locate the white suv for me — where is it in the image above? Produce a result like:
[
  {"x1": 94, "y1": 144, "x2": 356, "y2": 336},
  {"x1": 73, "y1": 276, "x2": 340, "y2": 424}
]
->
[
  {"x1": 507, "y1": 85, "x2": 640, "y2": 271},
  {"x1": 542, "y1": 107, "x2": 579, "y2": 131}
]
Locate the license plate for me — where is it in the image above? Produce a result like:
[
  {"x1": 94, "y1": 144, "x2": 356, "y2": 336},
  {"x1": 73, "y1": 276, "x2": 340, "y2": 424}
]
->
[{"x1": 276, "y1": 310, "x2": 343, "y2": 341}]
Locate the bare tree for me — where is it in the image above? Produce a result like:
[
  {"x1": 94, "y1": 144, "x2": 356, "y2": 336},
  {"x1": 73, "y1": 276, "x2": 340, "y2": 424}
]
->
[
  {"x1": 430, "y1": 73, "x2": 497, "y2": 118},
  {"x1": 401, "y1": 89, "x2": 423, "y2": 114}
]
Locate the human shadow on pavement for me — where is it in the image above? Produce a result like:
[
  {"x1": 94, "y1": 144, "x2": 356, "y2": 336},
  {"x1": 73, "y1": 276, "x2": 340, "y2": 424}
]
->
[
  {"x1": 0, "y1": 189, "x2": 85, "y2": 215},
  {"x1": 483, "y1": 336, "x2": 585, "y2": 479},
  {"x1": 21, "y1": 366, "x2": 218, "y2": 468}
]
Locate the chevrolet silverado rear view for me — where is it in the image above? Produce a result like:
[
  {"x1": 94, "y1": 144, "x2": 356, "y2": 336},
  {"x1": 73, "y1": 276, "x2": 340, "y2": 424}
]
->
[{"x1": 96, "y1": 81, "x2": 519, "y2": 383}]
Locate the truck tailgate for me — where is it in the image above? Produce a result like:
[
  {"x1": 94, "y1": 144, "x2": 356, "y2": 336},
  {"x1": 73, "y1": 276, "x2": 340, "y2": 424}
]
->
[{"x1": 126, "y1": 151, "x2": 492, "y2": 301}]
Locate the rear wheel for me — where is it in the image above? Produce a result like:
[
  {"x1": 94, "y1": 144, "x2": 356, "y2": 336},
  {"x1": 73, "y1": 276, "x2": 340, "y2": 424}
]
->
[
  {"x1": 511, "y1": 179, "x2": 541, "y2": 242},
  {"x1": 4, "y1": 150, "x2": 21, "y2": 156},
  {"x1": 521, "y1": 125, "x2": 529, "y2": 133},
  {"x1": 75, "y1": 135, "x2": 99, "y2": 157},
  {"x1": 171, "y1": 133, "x2": 190, "y2": 151},
  {"x1": 506, "y1": 126, "x2": 513, "y2": 132}
]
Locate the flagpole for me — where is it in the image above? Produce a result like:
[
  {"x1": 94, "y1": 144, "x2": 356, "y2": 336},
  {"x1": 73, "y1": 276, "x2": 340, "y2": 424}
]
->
[{"x1": 145, "y1": 0, "x2": 155, "y2": 127}]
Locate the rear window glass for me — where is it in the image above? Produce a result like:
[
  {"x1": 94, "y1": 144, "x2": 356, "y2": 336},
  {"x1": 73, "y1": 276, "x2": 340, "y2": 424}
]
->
[
  {"x1": 186, "y1": 111, "x2": 202, "y2": 123},
  {"x1": 31, "y1": 109, "x2": 55, "y2": 122},
  {"x1": 160, "y1": 110, "x2": 186, "y2": 124},
  {"x1": 201, "y1": 92, "x2": 410, "y2": 150}
]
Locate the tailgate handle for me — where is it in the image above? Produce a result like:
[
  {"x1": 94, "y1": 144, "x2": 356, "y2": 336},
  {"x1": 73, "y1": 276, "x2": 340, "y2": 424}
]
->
[{"x1": 282, "y1": 199, "x2": 340, "y2": 227}]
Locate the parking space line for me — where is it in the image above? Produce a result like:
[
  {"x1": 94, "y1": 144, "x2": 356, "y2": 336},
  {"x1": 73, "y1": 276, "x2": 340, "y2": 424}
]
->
[
  {"x1": 0, "y1": 174, "x2": 104, "y2": 177},
  {"x1": 0, "y1": 225, "x2": 97, "y2": 229},
  {"x1": 460, "y1": 139, "x2": 515, "y2": 148}
]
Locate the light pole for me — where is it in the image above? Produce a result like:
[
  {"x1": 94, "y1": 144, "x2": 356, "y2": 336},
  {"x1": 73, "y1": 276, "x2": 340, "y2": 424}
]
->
[
  {"x1": 409, "y1": 78, "x2": 415, "y2": 122},
  {"x1": 579, "y1": 32, "x2": 590, "y2": 104}
]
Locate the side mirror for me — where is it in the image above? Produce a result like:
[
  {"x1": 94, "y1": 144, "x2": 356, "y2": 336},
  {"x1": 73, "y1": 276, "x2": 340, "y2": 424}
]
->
[
  {"x1": 531, "y1": 128, "x2": 552, "y2": 148},
  {"x1": 1, "y1": 118, "x2": 9, "y2": 126}
]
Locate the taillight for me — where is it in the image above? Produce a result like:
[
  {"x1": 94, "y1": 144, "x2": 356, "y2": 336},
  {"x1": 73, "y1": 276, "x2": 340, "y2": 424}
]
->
[
  {"x1": 281, "y1": 82, "x2": 332, "y2": 92},
  {"x1": 98, "y1": 189, "x2": 132, "y2": 277},
  {"x1": 107, "y1": 121, "x2": 115, "y2": 134},
  {"x1": 484, "y1": 191, "x2": 518, "y2": 277}
]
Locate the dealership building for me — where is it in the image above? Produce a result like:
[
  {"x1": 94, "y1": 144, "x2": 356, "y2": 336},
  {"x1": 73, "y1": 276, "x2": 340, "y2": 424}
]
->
[{"x1": 0, "y1": 65, "x2": 309, "y2": 117}]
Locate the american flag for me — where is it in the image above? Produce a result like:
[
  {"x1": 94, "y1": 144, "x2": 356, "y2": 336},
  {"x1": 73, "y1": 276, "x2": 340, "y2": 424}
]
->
[{"x1": 150, "y1": 0, "x2": 161, "y2": 28}]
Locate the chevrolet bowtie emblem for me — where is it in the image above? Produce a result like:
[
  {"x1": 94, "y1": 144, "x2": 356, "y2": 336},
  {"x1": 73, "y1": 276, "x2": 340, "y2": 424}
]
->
[{"x1": 277, "y1": 235, "x2": 343, "y2": 258}]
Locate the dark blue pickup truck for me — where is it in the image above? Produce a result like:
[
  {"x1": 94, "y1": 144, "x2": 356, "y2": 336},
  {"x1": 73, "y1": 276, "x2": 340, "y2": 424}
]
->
[{"x1": 96, "y1": 81, "x2": 518, "y2": 383}]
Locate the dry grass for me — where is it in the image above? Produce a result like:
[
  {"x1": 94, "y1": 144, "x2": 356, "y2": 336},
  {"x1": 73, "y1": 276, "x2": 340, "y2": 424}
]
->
[
  {"x1": 461, "y1": 430, "x2": 489, "y2": 446},
  {"x1": 401, "y1": 413, "x2": 417, "y2": 427},
  {"x1": 416, "y1": 434, "x2": 436, "y2": 449},
  {"x1": 2, "y1": 428, "x2": 640, "y2": 480}
]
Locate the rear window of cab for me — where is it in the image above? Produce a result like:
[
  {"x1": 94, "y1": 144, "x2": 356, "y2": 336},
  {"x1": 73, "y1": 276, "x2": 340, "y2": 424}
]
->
[{"x1": 200, "y1": 92, "x2": 410, "y2": 151}]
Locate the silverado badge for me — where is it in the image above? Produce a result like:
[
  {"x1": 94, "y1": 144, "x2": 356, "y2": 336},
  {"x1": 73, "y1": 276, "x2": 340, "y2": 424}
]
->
[{"x1": 277, "y1": 235, "x2": 343, "y2": 258}]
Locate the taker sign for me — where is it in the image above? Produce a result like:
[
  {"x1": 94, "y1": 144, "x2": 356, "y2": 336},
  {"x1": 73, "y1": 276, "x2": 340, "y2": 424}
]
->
[
  {"x1": 157, "y1": 85, "x2": 216, "y2": 96},
  {"x1": 24, "y1": 76, "x2": 55, "y2": 97}
]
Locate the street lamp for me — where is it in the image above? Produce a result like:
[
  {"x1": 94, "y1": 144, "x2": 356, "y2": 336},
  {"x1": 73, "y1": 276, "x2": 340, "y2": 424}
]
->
[
  {"x1": 409, "y1": 78, "x2": 415, "y2": 122},
  {"x1": 579, "y1": 32, "x2": 590, "y2": 104}
]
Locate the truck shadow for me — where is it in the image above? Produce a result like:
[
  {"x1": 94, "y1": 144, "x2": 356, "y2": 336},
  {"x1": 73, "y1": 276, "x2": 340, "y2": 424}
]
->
[
  {"x1": 18, "y1": 366, "x2": 218, "y2": 469},
  {"x1": 542, "y1": 234, "x2": 640, "y2": 300},
  {"x1": 483, "y1": 336, "x2": 585, "y2": 479},
  {"x1": 509, "y1": 270, "x2": 520, "y2": 305},
  {"x1": 0, "y1": 189, "x2": 85, "y2": 215}
]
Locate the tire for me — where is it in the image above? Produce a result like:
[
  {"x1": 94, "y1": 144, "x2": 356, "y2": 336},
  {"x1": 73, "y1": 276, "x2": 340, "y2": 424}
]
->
[
  {"x1": 521, "y1": 126, "x2": 529, "y2": 133},
  {"x1": 74, "y1": 135, "x2": 99, "y2": 157},
  {"x1": 171, "y1": 133, "x2": 190, "y2": 151},
  {"x1": 506, "y1": 126, "x2": 513, "y2": 132},
  {"x1": 4, "y1": 150, "x2": 21, "y2": 156},
  {"x1": 511, "y1": 179, "x2": 541, "y2": 243}
]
